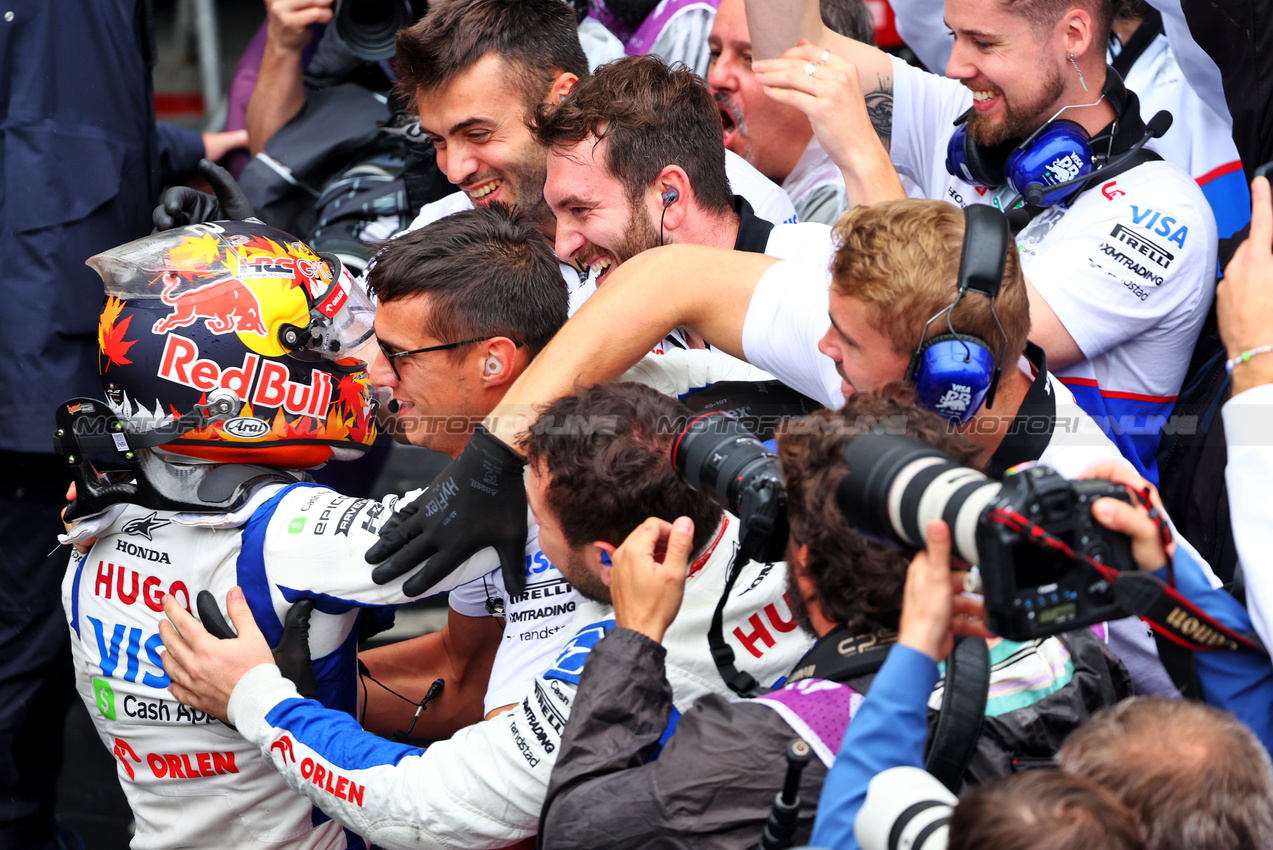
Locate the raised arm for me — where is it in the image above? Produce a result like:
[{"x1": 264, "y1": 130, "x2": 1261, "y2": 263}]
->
[
  {"x1": 485, "y1": 245, "x2": 778, "y2": 447},
  {"x1": 754, "y1": 46, "x2": 905, "y2": 203},
  {"x1": 246, "y1": 0, "x2": 335, "y2": 155},
  {"x1": 743, "y1": 0, "x2": 826, "y2": 60},
  {"x1": 743, "y1": 0, "x2": 896, "y2": 117}
]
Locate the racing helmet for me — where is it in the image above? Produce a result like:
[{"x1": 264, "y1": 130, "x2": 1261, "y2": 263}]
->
[{"x1": 88, "y1": 220, "x2": 379, "y2": 468}]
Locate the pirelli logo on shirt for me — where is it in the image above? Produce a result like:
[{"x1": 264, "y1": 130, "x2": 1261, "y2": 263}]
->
[{"x1": 1110, "y1": 224, "x2": 1174, "y2": 270}]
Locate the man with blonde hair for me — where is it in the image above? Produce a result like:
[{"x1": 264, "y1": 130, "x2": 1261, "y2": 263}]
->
[{"x1": 473, "y1": 199, "x2": 1122, "y2": 478}]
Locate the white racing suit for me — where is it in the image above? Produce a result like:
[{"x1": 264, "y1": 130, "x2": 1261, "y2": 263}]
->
[
  {"x1": 61, "y1": 481, "x2": 520, "y2": 850},
  {"x1": 225, "y1": 516, "x2": 813, "y2": 849}
]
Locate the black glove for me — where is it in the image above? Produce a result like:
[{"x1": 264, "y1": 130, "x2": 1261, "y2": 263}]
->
[
  {"x1": 366, "y1": 424, "x2": 529, "y2": 597},
  {"x1": 152, "y1": 158, "x2": 257, "y2": 231},
  {"x1": 196, "y1": 590, "x2": 318, "y2": 699}
]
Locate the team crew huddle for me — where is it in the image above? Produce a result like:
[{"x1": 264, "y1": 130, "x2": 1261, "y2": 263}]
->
[{"x1": 40, "y1": 0, "x2": 1273, "y2": 847}]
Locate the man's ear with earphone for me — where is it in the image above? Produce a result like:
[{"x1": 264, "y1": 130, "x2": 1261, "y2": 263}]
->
[
  {"x1": 479, "y1": 337, "x2": 523, "y2": 384},
  {"x1": 653, "y1": 166, "x2": 690, "y2": 243}
]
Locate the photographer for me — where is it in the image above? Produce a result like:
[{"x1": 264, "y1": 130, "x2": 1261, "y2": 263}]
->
[
  {"x1": 540, "y1": 388, "x2": 1129, "y2": 849},
  {"x1": 809, "y1": 456, "x2": 1273, "y2": 850},
  {"x1": 245, "y1": 0, "x2": 413, "y2": 156},
  {"x1": 377, "y1": 200, "x2": 1207, "y2": 696}
]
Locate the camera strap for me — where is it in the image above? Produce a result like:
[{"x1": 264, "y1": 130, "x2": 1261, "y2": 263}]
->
[
  {"x1": 1112, "y1": 572, "x2": 1266, "y2": 654},
  {"x1": 924, "y1": 636, "x2": 990, "y2": 793},
  {"x1": 709, "y1": 546, "x2": 765, "y2": 697}
]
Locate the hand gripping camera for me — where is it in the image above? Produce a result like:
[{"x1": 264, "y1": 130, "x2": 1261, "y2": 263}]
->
[{"x1": 671, "y1": 412, "x2": 788, "y2": 567}]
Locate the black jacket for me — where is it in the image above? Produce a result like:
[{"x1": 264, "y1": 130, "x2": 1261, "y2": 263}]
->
[{"x1": 541, "y1": 628, "x2": 826, "y2": 850}]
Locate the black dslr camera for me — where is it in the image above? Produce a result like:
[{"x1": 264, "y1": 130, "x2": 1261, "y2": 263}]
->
[
  {"x1": 671, "y1": 413, "x2": 788, "y2": 566},
  {"x1": 835, "y1": 433, "x2": 1136, "y2": 641},
  {"x1": 672, "y1": 415, "x2": 1137, "y2": 642}
]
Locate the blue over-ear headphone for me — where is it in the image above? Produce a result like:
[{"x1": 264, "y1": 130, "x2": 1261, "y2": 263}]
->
[
  {"x1": 906, "y1": 205, "x2": 1010, "y2": 425},
  {"x1": 945, "y1": 69, "x2": 1130, "y2": 208}
]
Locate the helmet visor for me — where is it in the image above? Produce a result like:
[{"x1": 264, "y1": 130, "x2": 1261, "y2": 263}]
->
[{"x1": 313, "y1": 264, "x2": 379, "y2": 365}]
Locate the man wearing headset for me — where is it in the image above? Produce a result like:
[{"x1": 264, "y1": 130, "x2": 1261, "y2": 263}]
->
[{"x1": 743, "y1": 0, "x2": 1218, "y2": 485}]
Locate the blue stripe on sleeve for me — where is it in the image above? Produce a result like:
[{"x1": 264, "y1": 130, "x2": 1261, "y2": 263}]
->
[
  {"x1": 1061, "y1": 383, "x2": 1175, "y2": 484},
  {"x1": 238, "y1": 483, "x2": 327, "y2": 647},
  {"x1": 264, "y1": 697, "x2": 425, "y2": 771},
  {"x1": 1199, "y1": 168, "x2": 1251, "y2": 242}
]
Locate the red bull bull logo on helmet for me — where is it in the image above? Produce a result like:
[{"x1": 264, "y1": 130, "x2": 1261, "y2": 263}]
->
[
  {"x1": 152, "y1": 275, "x2": 268, "y2": 336},
  {"x1": 159, "y1": 334, "x2": 333, "y2": 418}
]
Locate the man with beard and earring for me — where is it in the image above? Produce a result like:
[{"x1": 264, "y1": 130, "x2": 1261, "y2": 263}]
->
[
  {"x1": 745, "y1": 0, "x2": 1218, "y2": 486},
  {"x1": 537, "y1": 385, "x2": 1128, "y2": 850},
  {"x1": 532, "y1": 54, "x2": 834, "y2": 354}
]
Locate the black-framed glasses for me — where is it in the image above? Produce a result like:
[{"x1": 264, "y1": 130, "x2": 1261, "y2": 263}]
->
[{"x1": 378, "y1": 336, "x2": 523, "y2": 380}]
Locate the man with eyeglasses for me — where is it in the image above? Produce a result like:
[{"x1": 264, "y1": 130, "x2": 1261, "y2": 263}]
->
[{"x1": 341, "y1": 205, "x2": 592, "y2": 736}]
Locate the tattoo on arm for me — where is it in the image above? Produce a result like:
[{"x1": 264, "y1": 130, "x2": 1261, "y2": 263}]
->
[{"x1": 864, "y1": 74, "x2": 894, "y2": 152}]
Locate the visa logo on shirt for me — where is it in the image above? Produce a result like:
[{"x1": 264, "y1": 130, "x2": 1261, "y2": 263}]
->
[
  {"x1": 1130, "y1": 206, "x2": 1188, "y2": 249},
  {"x1": 525, "y1": 550, "x2": 558, "y2": 577}
]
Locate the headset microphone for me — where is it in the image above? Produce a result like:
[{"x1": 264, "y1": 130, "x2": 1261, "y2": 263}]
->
[{"x1": 1022, "y1": 110, "x2": 1172, "y2": 206}]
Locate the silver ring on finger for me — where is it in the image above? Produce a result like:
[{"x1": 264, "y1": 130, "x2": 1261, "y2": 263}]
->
[
  {"x1": 820, "y1": 48, "x2": 831, "y2": 63},
  {"x1": 804, "y1": 61, "x2": 817, "y2": 77}
]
